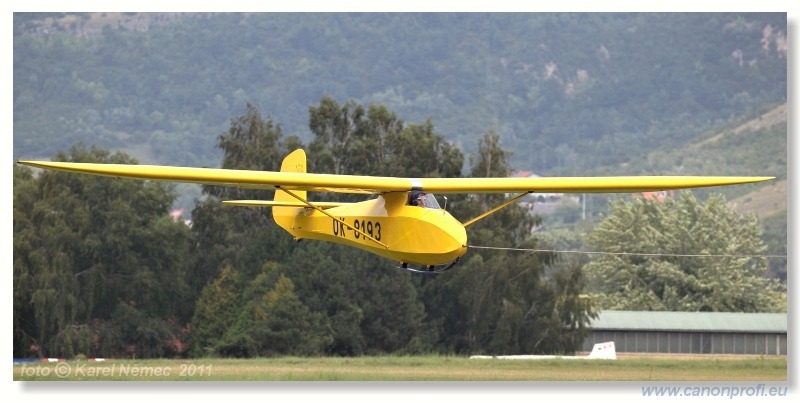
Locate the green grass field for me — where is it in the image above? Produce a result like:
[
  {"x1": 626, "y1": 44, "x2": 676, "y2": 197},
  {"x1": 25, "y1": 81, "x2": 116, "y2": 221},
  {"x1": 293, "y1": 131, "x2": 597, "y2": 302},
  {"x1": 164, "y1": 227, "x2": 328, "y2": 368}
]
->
[{"x1": 13, "y1": 354, "x2": 787, "y2": 381}]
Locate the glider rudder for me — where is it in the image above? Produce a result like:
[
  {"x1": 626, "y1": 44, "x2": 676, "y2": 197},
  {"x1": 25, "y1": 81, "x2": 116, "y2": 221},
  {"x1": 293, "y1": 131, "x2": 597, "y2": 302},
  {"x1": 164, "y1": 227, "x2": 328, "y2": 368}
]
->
[{"x1": 272, "y1": 149, "x2": 307, "y2": 231}]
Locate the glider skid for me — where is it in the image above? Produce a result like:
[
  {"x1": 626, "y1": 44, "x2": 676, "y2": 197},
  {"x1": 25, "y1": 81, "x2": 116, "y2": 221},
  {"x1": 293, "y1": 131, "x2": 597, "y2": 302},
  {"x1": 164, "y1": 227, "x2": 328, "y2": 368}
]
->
[{"x1": 398, "y1": 257, "x2": 461, "y2": 274}]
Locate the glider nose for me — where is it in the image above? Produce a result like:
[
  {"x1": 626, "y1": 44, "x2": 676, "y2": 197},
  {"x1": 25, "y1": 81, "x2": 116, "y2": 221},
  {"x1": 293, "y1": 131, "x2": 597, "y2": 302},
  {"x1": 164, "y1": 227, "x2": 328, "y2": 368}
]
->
[
  {"x1": 458, "y1": 244, "x2": 468, "y2": 258},
  {"x1": 452, "y1": 224, "x2": 468, "y2": 258}
]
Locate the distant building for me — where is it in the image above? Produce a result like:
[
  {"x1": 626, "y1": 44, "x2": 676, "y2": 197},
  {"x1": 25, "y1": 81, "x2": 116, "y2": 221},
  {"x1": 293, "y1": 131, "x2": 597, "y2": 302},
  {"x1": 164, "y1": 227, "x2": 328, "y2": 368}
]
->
[
  {"x1": 583, "y1": 311, "x2": 787, "y2": 355},
  {"x1": 510, "y1": 170, "x2": 564, "y2": 202},
  {"x1": 169, "y1": 208, "x2": 192, "y2": 226},
  {"x1": 170, "y1": 208, "x2": 184, "y2": 221},
  {"x1": 639, "y1": 190, "x2": 675, "y2": 202}
]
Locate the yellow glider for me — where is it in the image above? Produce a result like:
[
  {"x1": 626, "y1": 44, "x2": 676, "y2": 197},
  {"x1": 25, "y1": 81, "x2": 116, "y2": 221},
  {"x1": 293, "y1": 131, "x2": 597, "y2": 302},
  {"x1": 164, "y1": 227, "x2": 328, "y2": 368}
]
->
[{"x1": 17, "y1": 149, "x2": 773, "y2": 273}]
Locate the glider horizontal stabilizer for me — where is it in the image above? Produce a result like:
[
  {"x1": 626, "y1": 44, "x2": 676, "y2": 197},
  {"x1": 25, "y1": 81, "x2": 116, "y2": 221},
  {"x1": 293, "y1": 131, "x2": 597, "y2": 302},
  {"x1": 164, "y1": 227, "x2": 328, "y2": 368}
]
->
[{"x1": 222, "y1": 200, "x2": 347, "y2": 209}]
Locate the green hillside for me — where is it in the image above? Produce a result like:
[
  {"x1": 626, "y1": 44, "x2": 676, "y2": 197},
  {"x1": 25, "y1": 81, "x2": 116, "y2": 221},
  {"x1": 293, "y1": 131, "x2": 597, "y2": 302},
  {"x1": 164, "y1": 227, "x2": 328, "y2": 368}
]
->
[
  {"x1": 703, "y1": 103, "x2": 787, "y2": 220},
  {"x1": 611, "y1": 102, "x2": 786, "y2": 201},
  {"x1": 14, "y1": 12, "x2": 787, "y2": 172},
  {"x1": 544, "y1": 101, "x2": 787, "y2": 281}
]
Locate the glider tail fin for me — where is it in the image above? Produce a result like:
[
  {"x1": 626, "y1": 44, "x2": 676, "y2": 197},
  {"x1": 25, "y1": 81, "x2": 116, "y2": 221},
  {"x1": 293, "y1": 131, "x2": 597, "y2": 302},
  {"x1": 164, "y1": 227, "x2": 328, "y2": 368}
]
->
[{"x1": 272, "y1": 149, "x2": 307, "y2": 232}]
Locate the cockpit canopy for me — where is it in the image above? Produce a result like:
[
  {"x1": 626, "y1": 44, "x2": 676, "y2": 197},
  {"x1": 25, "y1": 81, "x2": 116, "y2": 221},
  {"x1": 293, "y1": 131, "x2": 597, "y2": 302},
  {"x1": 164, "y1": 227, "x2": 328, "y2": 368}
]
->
[{"x1": 409, "y1": 191, "x2": 441, "y2": 209}]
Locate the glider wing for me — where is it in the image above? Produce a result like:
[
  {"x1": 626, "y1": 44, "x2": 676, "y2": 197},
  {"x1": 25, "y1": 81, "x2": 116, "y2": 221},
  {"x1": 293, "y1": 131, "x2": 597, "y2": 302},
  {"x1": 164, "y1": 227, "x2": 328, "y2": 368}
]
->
[{"x1": 16, "y1": 160, "x2": 773, "y2": 194}]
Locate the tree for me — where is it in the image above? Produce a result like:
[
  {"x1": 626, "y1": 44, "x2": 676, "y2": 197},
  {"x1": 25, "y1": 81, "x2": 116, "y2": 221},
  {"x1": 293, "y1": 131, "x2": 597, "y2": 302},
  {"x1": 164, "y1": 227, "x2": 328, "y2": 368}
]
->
[
  {"x1": 190, "y1": 265, "x2": 242, "y2": 357},
  {"x1": 421, "y1": 130, "x2": 595, "y2": 355},
  {"x1": 381, "y1": 119, "x2": 464, "y2": 178},
  {"x1": 307, "y1": 96, "x2": 464, "y2": 179},
  {"x1": 584, "y1": 191, "x2": 785, "y2": 312},
  {"x1": 216, "y1": 103, "x2": 287, "y2": 182},
  {"x1": 301, "y1": 98, "x2": 462, "y2": 355},
  {"x1": 244, "y1": 263, "x2": 331, "y2": 356},
  {"x1": 307, "y1": 96, "x2": 367, "y2": 175},
  {"x1": 195, "y1": 262, "x2": 331, "y2": 358},
  {"x1": 14, "y1": 165, "x2": 39, "y2": 357},
  {"x1": 14, "y1": 145, "x2": 193, "y2": 358},
  {"x1": 454, "y1": 129, "x2": 535, "y2": 246},
  {"x1": 190, "y1": 103, "x2": 298, "y2": 289}
]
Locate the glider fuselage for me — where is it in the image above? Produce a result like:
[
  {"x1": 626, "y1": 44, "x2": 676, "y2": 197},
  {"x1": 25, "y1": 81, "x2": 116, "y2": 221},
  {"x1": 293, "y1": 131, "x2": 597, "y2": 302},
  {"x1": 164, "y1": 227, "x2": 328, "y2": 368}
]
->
[{"x1": 273, "y1": 192, "x2": 467, "y2": 266}]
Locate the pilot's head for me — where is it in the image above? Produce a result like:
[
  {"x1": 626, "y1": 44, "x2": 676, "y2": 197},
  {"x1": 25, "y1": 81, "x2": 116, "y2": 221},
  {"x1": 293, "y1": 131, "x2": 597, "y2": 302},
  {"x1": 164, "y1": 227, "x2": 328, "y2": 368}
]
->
[{"x1": 410, "y1": 190, "x2": 427, "y2": 206}]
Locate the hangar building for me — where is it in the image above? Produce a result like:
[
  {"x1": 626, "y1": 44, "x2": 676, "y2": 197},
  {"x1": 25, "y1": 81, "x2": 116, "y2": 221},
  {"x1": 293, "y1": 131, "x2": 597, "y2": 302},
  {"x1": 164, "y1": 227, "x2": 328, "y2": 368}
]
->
[{"x1": 582, "y1": 310, "x2": 787, "y2": 355}]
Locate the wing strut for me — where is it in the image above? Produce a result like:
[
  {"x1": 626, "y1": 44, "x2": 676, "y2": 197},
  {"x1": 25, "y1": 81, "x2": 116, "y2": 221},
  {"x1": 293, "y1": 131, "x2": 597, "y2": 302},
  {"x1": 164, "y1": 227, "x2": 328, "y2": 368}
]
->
[
  {"x1": 462, "y1": 192, "x2": 531, "y2": 228},
  {"x1": 276, "y1": 186, "x2": 389, "y2": 249}
]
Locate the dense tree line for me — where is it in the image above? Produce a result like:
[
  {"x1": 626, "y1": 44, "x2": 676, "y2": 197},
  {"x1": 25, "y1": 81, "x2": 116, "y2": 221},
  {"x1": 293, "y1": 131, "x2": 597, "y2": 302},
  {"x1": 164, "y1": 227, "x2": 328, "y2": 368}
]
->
[
  {"x1": 14, "y1": 147, "x2": 193, "y2": 358},
  {"x1": 13, "y1": 99, "x2": 592, "y2": 358},
  {"x1": 14, "y1": 99, "x2": 783, "y2": 360}
]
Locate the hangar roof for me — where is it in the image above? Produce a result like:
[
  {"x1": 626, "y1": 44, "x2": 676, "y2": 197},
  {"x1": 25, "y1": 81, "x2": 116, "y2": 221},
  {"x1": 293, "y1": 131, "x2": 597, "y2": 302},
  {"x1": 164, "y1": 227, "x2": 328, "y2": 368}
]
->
[{"x1": 591, "y1": 310, "x2": 787, "y2": 333}]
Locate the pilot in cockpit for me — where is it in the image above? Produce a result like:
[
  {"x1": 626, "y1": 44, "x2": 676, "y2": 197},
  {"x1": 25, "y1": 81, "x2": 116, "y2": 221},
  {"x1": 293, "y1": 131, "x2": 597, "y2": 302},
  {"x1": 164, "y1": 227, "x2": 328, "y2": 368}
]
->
[
  {"x1": 408, "y1": 190, "x2": 444, "y2": 210},
  {"x1": 409, "y1": 190, "x2": 427, "y2": 207},
  {"x1": 408, "y1": 190, "x2": 441, "y2": 209}
]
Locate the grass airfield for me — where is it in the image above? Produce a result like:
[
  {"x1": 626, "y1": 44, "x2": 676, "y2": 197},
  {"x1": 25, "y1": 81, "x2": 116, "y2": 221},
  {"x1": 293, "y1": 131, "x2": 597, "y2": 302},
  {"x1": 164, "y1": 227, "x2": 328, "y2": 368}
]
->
[{"x1": 14, "y1": 354, "x2": 786, "y2": 381}]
